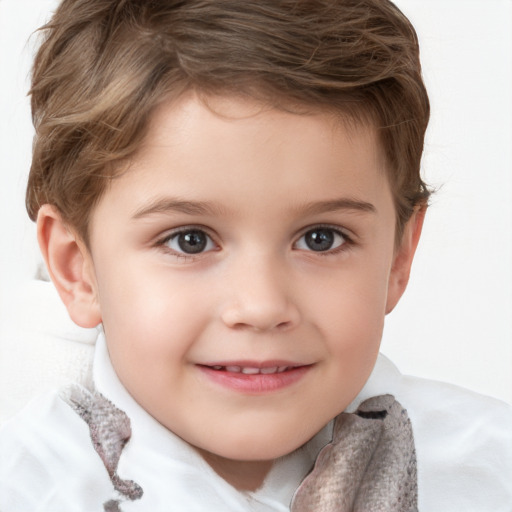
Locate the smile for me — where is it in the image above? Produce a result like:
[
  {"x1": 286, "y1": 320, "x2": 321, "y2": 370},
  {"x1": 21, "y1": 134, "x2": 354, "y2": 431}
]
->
[
  {"x1": 209, "y1": 365, "x2": 293, "y2": 375},
  {"x1": 197, "y1": 362, "x2": 312, "y2": 394}
]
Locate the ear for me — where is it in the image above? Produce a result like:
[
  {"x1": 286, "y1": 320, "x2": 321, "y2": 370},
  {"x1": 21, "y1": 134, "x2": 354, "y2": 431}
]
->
[
  {"x1": 37, "y1": 204, "x2": 102, "y2": 328},
  {"x1": 385, "y1": 206, "x2": 425, "y2": 314}
]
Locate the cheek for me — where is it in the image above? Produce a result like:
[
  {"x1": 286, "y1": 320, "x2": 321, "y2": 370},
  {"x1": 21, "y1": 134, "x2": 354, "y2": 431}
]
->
[
  {"x1": 306, "y1": 261, "x2": 390, "y2": 337},
  {"x1": 95, "y1": 261, "x2": 209, "y2": 370},
  {"x1": 303, "y1": 260, "x2": 390, "y2": 383},
  {"x1": 324, "y1": 297, "x2": 384, "y2": 380}
]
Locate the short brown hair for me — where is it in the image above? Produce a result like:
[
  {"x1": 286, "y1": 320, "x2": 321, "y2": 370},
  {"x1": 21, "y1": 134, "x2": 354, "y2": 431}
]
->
[{"x1": 27, "y1": 0, "x2": 430, "y2": 243}]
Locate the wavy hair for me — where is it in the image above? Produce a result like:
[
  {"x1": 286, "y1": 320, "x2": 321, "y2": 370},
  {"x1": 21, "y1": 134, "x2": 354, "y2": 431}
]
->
[{"x1": 27, "y1": 0, "x2": 430, "y2": 243}]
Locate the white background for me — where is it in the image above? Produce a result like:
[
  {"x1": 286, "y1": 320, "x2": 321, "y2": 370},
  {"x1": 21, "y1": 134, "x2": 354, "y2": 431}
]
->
[{"x1": 0, "y1": 0, "x2": 511, "y2": 403}]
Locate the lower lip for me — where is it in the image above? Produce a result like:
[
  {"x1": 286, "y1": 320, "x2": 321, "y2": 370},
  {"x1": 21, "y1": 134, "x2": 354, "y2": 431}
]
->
[{"x1": 197, "y1": 365, "x2": 311, "y2": 394}]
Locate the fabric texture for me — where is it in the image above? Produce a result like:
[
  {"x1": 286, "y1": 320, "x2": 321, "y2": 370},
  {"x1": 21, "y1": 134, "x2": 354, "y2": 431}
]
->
[
  {"x1": 291, "y1": 395, "x2": 417, "y2": 511},
  {"x1": 0, "y1": 281, "x2": 96, "y2": 424},
  {"x1": 62, "y1": 386, "x2": 144, "y2": 509},
  {"x1": 60, "y1": 382, "x2": 417, "y2": 512},
  {"x1": 1, "y1": 332, "x2": 512, "y2": 511}
]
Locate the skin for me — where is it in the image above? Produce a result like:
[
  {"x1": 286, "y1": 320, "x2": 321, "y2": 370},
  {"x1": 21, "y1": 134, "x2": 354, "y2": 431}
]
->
[{"x1": 38, "y1": 94, "x2": 423, "y2": 491}]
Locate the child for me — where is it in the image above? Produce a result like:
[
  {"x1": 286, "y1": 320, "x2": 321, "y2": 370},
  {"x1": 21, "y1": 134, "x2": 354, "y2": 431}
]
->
[{"x1": 1, "y1": 0, "x2": 511, "y2": 510}]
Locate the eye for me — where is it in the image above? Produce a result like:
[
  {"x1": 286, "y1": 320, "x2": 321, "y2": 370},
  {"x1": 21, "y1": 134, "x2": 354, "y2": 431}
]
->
[
  {"x1": 295, "y1": 227, "x2": 346, "y2": 252},
  {"x1": 163, "y1": 229, "x2": 216, "y2": 255}
]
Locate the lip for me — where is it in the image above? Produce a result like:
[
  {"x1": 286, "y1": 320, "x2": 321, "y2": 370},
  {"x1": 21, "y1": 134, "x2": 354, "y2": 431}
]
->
[{"x1": 197, "y1": 360, "x2": 312, "y2": 394}]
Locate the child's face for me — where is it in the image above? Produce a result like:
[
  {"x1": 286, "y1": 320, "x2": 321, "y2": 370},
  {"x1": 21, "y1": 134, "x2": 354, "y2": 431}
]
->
[{"x1": 82, "y1": 94, "x2": 409, "y2": 471}]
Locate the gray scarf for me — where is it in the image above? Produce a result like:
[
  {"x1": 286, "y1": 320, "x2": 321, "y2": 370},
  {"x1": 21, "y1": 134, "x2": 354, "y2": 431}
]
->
[{"x1": 63, "y1": 388, "x2": 417, "y2": 512}]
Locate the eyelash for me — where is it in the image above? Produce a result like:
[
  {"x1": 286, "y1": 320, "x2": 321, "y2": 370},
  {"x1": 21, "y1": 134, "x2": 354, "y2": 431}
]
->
[
  {"x1": 155, "y1": 225, "x2": 218, "y2": 260},
  {"x1": 294, "y1": 224, "x2": 354, "y2": 256},
  {"x1": 154, "y1": 224, "x2": 354, "y2": 260}
]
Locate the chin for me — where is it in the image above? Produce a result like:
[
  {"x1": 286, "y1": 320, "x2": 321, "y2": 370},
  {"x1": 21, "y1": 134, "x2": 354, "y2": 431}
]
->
[{"x1": 203, "y1": 428, "x2": 316, "y2": 462}]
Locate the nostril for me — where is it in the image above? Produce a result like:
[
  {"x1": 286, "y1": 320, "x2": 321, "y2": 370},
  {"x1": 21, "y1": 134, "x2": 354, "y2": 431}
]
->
[
  {"x1": 229, "y1": 319, "x2": 294, "y2": 333},
  {"x1": 220, "y1": 293, "x2": 301, "y2": 332}
]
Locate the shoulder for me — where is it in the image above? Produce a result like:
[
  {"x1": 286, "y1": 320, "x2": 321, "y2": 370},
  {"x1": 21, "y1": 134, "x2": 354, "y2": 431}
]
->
[
  {"x1": 0, "y1": 388, "x2": 113, "y2": 512},
  {"x1": 400, "y1": 374, "x2": 512, "y2": 511},
  {"x1": 354, "y1": 355, "x2": 512, "y2": 511}
]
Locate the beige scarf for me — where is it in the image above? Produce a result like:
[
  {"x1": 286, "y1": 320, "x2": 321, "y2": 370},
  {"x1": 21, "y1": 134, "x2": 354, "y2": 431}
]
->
[
  {"x1": 64, "y1": 389, "x2": 417, "y2": 512},
  {"x1": 291, "y1": 394, "x2": 417, "y2": 511}
]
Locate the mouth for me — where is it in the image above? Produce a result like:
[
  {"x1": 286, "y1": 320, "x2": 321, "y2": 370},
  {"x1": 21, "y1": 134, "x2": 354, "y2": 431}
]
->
[
  {"x1": 206, "y1": 364, "x2": 296, "y2": 375},
  {"x1": 197, "y1": 361, "x2": 312, "y2": 393}
]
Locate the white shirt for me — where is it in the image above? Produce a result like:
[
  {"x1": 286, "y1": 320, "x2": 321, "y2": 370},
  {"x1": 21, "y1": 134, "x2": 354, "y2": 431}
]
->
[{"x1": 1, "y1": 333, "x2": 511, "y2": 511}]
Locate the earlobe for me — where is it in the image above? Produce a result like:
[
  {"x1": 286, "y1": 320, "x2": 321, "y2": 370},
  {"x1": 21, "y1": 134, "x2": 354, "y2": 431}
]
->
[
  {"x1": 37, "y1": 204, "x2": 102, "y2": 328},
  {"x1": 385, "y1": 206, "x2": 425, "y2": 314}
]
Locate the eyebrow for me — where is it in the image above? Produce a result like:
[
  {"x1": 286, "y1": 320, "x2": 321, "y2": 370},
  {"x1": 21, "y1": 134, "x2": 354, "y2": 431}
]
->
[
  {"x1": 297, "y1": 198, "x2": 377, "y2": 216},
  {"x1": 132, "y1": 196, "x2": 376, "y2": 220},
  {"x1": 132, "y1": 198, "x2": 228, "y2": 219}
]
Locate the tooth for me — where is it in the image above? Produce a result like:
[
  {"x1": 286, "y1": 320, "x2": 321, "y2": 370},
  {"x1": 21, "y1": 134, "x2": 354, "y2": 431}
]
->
[
  {"x1": 277, "y1": 366, "x2": 288, "y2": 373},
  {"x1": 260, "y1": 367, "x2": 278, "y2": 374},
  {"x1": 241, "y1": 367, "x2": 260, "y2": 375},
  {"x1": 211, "y1": 366, "x2": 223, "y2": 371},
  {"x1": 226, "y1": 366, "x2": 242, "y2": 373}
]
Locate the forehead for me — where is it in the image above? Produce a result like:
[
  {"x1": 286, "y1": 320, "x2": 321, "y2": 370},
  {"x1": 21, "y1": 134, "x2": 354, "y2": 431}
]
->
[{"x1": 98, "y1": 93, "x2": 393, "y2": 224}]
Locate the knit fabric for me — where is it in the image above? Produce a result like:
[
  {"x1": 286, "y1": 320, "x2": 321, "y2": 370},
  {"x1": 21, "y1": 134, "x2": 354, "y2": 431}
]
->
[
  {"x1": 61, "y1": 386, "x2": 143, "y2": 511},
  {"x1": 62, "y1": 385, "x2": 416, "y2": 512},
  {"x1": 292, "y1": 395, "x2": 417, "y2": 511}
]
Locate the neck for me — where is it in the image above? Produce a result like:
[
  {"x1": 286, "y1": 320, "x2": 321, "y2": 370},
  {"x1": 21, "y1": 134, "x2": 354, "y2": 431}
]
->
[{"x1": 197, "y1": 449, "x2": 274, "y2": 491}]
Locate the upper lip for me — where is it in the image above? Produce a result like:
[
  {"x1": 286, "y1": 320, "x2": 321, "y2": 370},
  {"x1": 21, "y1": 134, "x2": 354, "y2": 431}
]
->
[
  {"x1": 198, "y1": 360, "x2": 312, "y2": 374},
  {"x1": 201, "y1": 360, "x2": 306, "y2": 368}
]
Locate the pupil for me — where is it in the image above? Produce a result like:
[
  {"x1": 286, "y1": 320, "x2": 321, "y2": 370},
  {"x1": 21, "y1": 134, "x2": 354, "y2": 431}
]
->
[
  {"x1": 306, "y1": 229, "x2": 334, "y2": 251},
  {"x1": 178, "y1": 230, "x2": 207, "y2": 254}
]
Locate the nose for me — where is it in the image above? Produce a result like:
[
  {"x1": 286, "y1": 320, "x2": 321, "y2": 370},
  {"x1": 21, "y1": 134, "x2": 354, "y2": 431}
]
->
[{"x1": 220, "y1": 255, "x2": 300, "y2": 332}]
